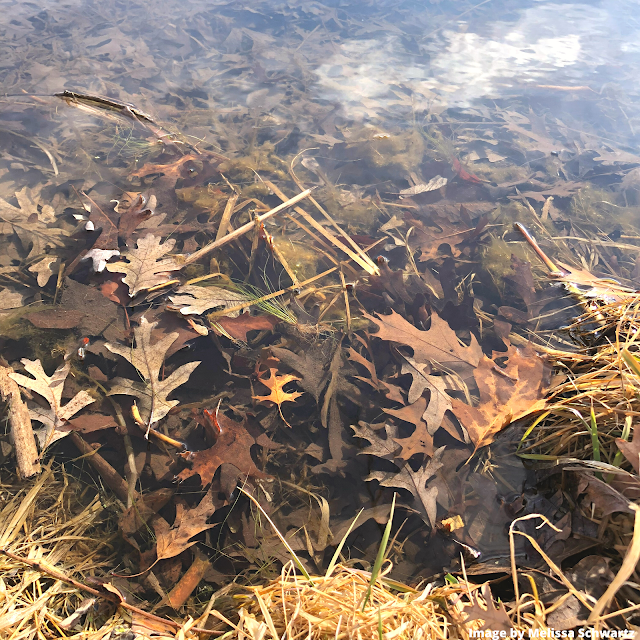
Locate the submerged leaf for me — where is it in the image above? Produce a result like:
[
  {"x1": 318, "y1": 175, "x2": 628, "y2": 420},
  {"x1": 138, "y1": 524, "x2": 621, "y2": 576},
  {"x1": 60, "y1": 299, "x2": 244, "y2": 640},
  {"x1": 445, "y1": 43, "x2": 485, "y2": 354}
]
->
[
  {"x1": 106, "y1": 317, "x2": 200, "y2": 425},
  {"x1": 398, "y1": 175, "x2": 447, "y2": 196},
  {"x1": 10, "y1": 359, "x2": 95, "y2": 450},
  {"x1": 169, "y1": 284, "x2": 251, "y2": 316},
  {"x1": 28, "y1": 256, "x2": 58, "y2": 287},
  {"x1": 153, "y1": 487, "x2": 223, "y2": 561},
  {"x1": 365, "y1": 310, "x2": 482, "y2": 377},
  {"x1": 253, "y1": 368, "x2": 304, "y2": 411},
  {"x1": 398, "y1": 354, "x2": 452, "y2": 433},
  {"x1": 0, "y1": 187, "x2": 67, "y2": 259},
  {"x1": 107, "y1": 234, "x2": 181, "y2": 297},
  {"x1": 177, "y1": 413, "x2": 269, "y2": 487},
  {"x1": 451, "y1": 344, "x2": 550, "y2": 450},
  {"x1": 368, "y1": 446, "x2": 446, "y2": 527}
]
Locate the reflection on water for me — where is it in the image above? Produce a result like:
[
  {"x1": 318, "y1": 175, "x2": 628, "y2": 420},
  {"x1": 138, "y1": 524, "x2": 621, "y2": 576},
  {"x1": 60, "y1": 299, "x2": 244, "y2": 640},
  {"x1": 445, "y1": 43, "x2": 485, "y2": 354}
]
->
[{"x1": 0, "y1": 0, "x2": 639, "y2": 585}]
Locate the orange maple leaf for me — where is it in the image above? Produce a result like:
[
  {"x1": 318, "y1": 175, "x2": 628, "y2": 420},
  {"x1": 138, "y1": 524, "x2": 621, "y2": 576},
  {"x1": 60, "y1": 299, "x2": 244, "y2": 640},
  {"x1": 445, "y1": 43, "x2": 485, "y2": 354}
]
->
[{"x1": 253, "y1": 368, "x2": 303, "y2": 427}]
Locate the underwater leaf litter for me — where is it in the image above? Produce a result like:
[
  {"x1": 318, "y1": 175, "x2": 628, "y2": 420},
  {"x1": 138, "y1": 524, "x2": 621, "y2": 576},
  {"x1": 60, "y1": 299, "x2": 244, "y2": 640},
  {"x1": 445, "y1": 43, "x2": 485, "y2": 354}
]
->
[{"x1": 2, "y1": 0, "x2": 640, "y2": 634}]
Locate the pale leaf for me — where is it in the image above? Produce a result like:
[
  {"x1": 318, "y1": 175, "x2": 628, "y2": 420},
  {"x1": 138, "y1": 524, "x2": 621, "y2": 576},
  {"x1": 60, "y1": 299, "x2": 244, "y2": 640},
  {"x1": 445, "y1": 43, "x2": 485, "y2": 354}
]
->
[
  {"x1": 28, "y1": 256, "x2": 58, "y2": 287},
  {"x1": 0, "y1": 187, "x2": 68, "y2": 259},
  {"x1": 106, "y1": 234, "x2": 180, "y2": 297},
  {"x1": 9, "y1": 359, "x2": 95, "y2": 450},
  {"x1": 106, "y1": 317, "x2": 200, "y2": 424},
  {"x1": 399, "y1": 175, "x2": 447, "y2": 196},
  {"x1": 169, "y1": 284, "x2": 252, "y2": 316}
]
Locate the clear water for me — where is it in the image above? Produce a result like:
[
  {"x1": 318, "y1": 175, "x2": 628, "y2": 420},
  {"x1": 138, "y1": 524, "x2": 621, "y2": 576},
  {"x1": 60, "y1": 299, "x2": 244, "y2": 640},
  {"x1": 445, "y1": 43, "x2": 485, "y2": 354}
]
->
[{"x1": 1, "y1": 0, "x2": 637, "y2": 584}]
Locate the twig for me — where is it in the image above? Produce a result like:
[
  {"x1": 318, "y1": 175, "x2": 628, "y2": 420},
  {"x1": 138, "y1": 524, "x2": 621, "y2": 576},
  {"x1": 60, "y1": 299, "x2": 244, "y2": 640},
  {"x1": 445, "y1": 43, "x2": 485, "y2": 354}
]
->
[
  {"x1": 265, "y1": 180, "x2": 379, "y2": 275},
  {"x1": 215, "y1": 194, "x2": 239, "y2": 241},
  {"x1": 0, "y1": 366, "x2": 40, "y2": 478},
  {"x1": 166, "y1": 548, "x2": 212, "y2": 610},
  {"x1": 182, "y1": 189, "x2": 313, "y2": 266},
  {"x1": 0, "y1": 549, "x2": 222, "y2": 635},
  {"x1": 70, "y1": 432, "x2": 130, "y2": 503},
  {"x1": 339, "y1": 268, "x2": 351, "y2": 332}
]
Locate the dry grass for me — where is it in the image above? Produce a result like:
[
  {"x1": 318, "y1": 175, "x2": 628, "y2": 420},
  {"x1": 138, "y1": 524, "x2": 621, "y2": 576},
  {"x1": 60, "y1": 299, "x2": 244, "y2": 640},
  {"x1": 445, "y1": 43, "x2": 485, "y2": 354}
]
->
[
  {"x1": 521, "y1": 297, "x2": 640, "y2": 465},
  {"x1": 215, "y1": 562, "x2": 475, "y2": 639},
  {"x1": 0, "y1": 463, "x2": 121, "y2": 639},
  {"x1": 0, "y1": 462, "x2": 637, "y2": 638}
]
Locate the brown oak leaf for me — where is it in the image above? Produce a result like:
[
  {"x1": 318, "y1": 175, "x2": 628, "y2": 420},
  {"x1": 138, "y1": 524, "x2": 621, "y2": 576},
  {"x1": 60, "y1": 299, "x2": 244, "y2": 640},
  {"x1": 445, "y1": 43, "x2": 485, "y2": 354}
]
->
[
  {"x1": 364, "y1": 310, "x2": 482, "y2": 377},
  {"x1": 385, "y1": 397, "x2": 434, "y2": 460},
  {"x1": 106, "y1": 317, "x2": 200, "y2": 425},
  {"x1": 213, "y1": 312, "x2": 279, "y2": 342},
  {"x1": 177, "y1": 413, "x2": 269, "y2": 486},
  {"x1": 106, "y1": 234, "x2": 181, "y2": 297},
  {"x1": 616, "y1": 428, "x2": 640, "y2": 474},
  {"x1": 462, "y1": 583, "x2": 513, "y2": 632},
  {"x1": 451, "y1": 344, "x2": 550, "y2": 450},
  {"x1": 153, "y1": 486, "x2": 224, "y2": 561}
]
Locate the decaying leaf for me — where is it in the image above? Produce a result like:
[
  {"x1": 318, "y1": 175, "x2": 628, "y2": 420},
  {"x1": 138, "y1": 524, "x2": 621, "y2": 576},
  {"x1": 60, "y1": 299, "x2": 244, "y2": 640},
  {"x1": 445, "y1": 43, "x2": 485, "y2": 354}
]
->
[
  {"x1": 351, "y1": 422, "x2": 400, "y2": 462},
  {"x1": 177, "y1": 413, "x2": 269, "y2": 486},
  {"x1": 451, "y1": 344, "x2": 550, "y2": 450},
  {"x1": 352, "y1": 421, "x2": 444, "y2": 525},
  {"x1": 153, "y1": 486, "x2": 223, "y2": 561},
  {"x1": 271, "y1": 344, "x2": 334, "y2": 403},
  {"x1": 107, "y1": 234, "x2": 181, "y2": 297},
  {"x1": 398, "y1": 175, "x2": 447, "y2": 196},
  {"x1": 169, "y1": 284, "x2": 251, "y2": 316},
  {"x1": 9, "y1": 359, "x2": 95, "y2": 450},
  {"x1": 28, "y1": 256, "x2": 58, "y2": 287},
  {"x1": 406, "y1": 214, "x2": 483, "y2": 262},
  {"x1": 106, "y1": 317, "x2": 200, "y2": 425},
  {"x1": 365, "y1": 310, "x2": 482, "y2": 377},
  {"x1": 27, "y1": 309, "x2": 85, "y2": 329},
  {"x1": 212, "y1": 312, "x2": 279, "y2": 341},
  {"x1": 0, "y1": 187, "x2": 67, "y2": 259},
  {"x1": 616, "y1": 428, "x2": 640, "y2": 474},
  {"x1": 385, "y1": 397, "x2": 434, "y2": 460},
  {"x1": 0, "y1": 288, "x2": 26, "y2": 309},
  {"x1": 398, "y1": 354, "x2": 452, "y2": 433},
  {"x1": 462, "y1": 583, "x2": 513, "y2": 631}
]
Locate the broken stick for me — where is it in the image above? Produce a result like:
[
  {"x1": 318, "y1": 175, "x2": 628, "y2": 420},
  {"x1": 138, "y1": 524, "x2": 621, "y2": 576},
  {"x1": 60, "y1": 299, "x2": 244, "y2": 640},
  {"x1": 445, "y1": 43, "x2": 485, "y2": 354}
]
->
[
  {"x1": 182, "y1": 188, "x2": 313, "y2": 266},
  {"x1": 0, "y1": 366, "x2": 40, "y2": 478}
]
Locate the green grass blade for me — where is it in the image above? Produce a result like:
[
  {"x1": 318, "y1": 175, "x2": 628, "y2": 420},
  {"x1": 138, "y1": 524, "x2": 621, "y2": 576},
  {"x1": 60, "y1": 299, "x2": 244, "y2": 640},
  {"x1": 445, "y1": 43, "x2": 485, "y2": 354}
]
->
[
  {"x1": 239, "y1": 487, "x2": 313, "y2": 584},
  {"x1": 518, "y1": 410, "x2": 550, "y2": 451},
  {"x1": 589, "y1": 404, "x2": 601, "y2": 463},
  {"x1": 362, "y1": 493, "x2": 396, "y2": 611},
  {"x1": 623, "y1": 349, "x2": 640, "y2": 379},
  {"x1": 325, "y1": 508, "x2": 363, "y2": 578}
]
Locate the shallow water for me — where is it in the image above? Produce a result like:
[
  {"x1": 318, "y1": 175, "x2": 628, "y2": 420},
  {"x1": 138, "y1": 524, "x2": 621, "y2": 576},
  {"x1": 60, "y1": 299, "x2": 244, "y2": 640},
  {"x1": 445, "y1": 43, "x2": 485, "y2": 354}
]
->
[{"x1": 0, "y1": 0, "x2": 637, "y2": 587}]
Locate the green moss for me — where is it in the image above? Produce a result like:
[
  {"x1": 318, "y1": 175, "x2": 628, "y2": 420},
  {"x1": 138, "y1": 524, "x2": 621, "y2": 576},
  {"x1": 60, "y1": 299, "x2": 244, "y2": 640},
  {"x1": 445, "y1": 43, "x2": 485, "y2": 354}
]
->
[
  {"x1": 182, "y1": 264, "x2": 205, "y2": 280},
  {"x1": 176, "y1": 185, "x2": 227, "y2": 212},
  {"x1": 569, "y1": 186, "x2": 617, "y2": 225},
  {"x1": 467, "y1": 162, "x2": 530, "y2": 185},
  {"x1": 481, "y1": 236, "x2": 533, "y2": 286},
  {"x1": 275, "y1": 240, "x2": 319, "y2": 282}
]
